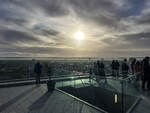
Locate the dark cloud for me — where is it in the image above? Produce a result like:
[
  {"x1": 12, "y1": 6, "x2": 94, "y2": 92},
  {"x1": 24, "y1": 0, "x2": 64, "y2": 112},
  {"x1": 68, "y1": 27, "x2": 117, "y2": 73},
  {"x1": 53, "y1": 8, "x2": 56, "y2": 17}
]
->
[
  {"x1": 1, "y1": 0, "x2": 69, "y2": 17},
  {"x1": 40, "y1": 29, "x2": 59, "y2": 36},
  {"x1": 68, "y1": 0, "x2": 118, "y2": 12},
  {"x1": 120, "y1": 0, "x2": 147, "y2": 17},
  {"x1": 0, "y1": 29, "x2": 40, "y2": 43},
  {"x1": 102, "y1": 32, "x2": 150, "y2": 50},
  {"x1": 135, "y1": 14, "x2": 150, "y2": 24},
  {"x1": 119, "y1": 32, "x2": 150, "y2": 40},
  {"x1": 33, "y1": 25, "x2": 60, "y2": 36},
  {"x1": 29, "y1": 0, "x2": 69, "y2": 17},
  {"x1": 119, "y1": 32, "x2": 150, "y2": 48},
  {"x1": 4, "y1": 18, "x2": 28, "y2": 26}
]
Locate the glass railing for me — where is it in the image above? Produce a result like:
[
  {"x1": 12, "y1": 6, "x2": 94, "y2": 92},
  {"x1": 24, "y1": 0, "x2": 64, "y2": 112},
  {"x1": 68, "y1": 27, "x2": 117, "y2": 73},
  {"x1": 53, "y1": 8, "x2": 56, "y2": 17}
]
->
[
  {"x1": 0, "y1": 59, "x2": 94, "y2": 81},
  {"x1": 0, "y1": 58, "x2": 124, "y2": 81},
  {"x1": 122, "y1": 74, "x2": 141, "y2": 113},
  {"x1": 55, "y1": 73, "x2": 141, "y2": 113}
]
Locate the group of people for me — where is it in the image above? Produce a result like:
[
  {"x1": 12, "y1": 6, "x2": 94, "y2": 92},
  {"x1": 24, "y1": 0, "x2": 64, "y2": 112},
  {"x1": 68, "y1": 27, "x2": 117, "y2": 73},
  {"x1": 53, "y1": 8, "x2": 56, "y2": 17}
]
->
[
  {"x1": 93, "y1": 59, "x2": 129, "y2": 78},
  {"x1": 93, "y1": 60, "x2": 105, "y2": 76},
  {"x1": 129, "y1": 57, "x2": 150, "y2": 90},
  {"x1": 92, "y1": 57, "x2": 150, "y2": 91}
]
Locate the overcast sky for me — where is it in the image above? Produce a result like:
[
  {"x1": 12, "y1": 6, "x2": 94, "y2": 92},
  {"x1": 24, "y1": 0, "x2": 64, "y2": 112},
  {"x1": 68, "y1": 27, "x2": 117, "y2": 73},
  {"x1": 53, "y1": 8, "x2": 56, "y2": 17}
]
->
[{"x1": 0, "y1": 0, "x2": 150, "y2": 57}]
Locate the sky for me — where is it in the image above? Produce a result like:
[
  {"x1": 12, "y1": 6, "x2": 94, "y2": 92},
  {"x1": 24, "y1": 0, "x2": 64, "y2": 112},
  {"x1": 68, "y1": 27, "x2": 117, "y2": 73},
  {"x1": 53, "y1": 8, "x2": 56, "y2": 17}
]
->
[{"x1": 0, "y1": 0, "x2": 150, "y2": 57}]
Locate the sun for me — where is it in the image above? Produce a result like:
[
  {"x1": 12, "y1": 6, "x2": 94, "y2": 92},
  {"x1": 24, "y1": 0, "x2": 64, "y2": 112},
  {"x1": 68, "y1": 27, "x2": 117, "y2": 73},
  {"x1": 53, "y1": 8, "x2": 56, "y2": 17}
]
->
[{"x1": 74, "y1": 31, "x2": 84, "y2": 40}]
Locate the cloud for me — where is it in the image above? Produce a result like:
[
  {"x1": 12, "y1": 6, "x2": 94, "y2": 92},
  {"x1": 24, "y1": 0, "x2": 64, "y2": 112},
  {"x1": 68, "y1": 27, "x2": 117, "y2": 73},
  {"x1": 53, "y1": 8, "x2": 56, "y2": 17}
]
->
[
  {"x1": 0, "y1": 29, "x2": 40, "y2": 43},
  {"x1": 135, "y1": 13, "x2": 150, "y2": 25},
  {"x1": 0, "y1": 0, "x2": 150, "y2": 57},
  {"x1": 119, "y1": 32, "x2": 150, "y2": 39},
  {"x1": 0, "y1": 46, "x2": 94, "y2": 57},
  {"x1": 33, "y1": 25, "x2": 60, "y2": 36},
  {"x1": 101, "y1": 32, "x2": 150, "y2": 52}
]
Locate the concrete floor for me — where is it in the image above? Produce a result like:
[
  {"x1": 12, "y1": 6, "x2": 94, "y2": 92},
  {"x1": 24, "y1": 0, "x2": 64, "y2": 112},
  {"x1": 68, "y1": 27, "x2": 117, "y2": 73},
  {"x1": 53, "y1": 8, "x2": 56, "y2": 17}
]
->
[{"x1": 0, "y1": 77, "x2": 150, "y2": 113}]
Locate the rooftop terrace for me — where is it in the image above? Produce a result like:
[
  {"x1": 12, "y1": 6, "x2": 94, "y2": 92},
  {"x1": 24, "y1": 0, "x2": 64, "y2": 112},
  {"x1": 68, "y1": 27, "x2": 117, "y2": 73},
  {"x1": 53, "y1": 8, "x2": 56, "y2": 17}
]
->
[{"x1": 0, "y1": 74, "x2": 150, "y2": 113}]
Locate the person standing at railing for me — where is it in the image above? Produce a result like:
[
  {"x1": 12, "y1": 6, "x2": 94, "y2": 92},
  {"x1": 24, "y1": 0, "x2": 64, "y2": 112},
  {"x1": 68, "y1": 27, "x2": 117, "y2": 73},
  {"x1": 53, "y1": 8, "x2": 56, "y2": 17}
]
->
[
  {"x1": 142, "y1": 57, "x2": 150, "y2": 90},
  {"x1": 134, "y1": 61, "x2": 142, "y2": 81},
  {"x1": 99, "y1": 60, "x2": 107, "y2": 83},
  {"x1": 95, "y1": 61, "x2": 100, "y2": 83},
  {"x1": 121, "y1": 59, "x2": 129, "y2": 78},
  {"x1": 34, "y1": 61, "x2": 42, "y2": 86},
  {"x1": 97, "y1": 60, "x2": 100, "y2": 76},
  {"x1": 114, "y1": 60, "x2": 120, "y2": 78},
  {"x1": 131, "y1": 58, "x2": 136, "y2": 75},
  {"x1": 111, "y1": 60, "x2": 115, "y2": 76},
  {"x1": 99, "y1": 61, "x2": 105, "y2": 76},
  {"x1": 134, "y1": 61, "x2": 142, "y2": 89},
  {"x1": 93, "y1": 62, "x2": 98, "y2": 75}
]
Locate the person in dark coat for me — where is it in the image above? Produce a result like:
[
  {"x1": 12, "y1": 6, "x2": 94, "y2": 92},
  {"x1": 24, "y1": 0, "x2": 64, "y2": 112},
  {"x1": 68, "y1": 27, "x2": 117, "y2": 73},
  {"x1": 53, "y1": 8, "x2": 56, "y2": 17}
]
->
[
  {"x1": 93, "y1": 62, "x2": 98, "y2": 75},
  {"x1": 100, "y1": 60, "x2": 107, "y2": 83},
  {"x1": 114, "y1": 60, "x2": 120, "y2": 77},
  {"x1": 142, "y1": 57, "x2": 150, "y2": 90},
  {"x1": 122, "y1": 59, "x2": 129, "y2": 78},
  {"x1": 97, "y1": 60, "x2": 101, "y2": 76},
  {"x1": 99, "y1": 61, "x2": 105, "y2": 76},
  {"x1": 111, "y1": 60, "x2": 115, "y2": 76},
  {"x1": 131, "y1": 58, "x2": 136, "y2": 74},
  {"x1": 34, "y1": 61, "x2": 42, "y2": 85}
]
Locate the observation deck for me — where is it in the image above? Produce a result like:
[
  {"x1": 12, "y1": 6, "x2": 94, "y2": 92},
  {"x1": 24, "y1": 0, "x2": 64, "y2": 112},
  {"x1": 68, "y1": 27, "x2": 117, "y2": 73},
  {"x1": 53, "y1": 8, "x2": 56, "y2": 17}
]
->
[{"x1": 0, "y1": 74, "x2": 150, "y2": 113}]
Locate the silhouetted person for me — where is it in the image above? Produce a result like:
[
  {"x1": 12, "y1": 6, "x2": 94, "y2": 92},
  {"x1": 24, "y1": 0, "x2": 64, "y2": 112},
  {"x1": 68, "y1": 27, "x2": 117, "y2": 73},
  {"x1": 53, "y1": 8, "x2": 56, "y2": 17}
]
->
[
  {"x1": 95, "y1": 61, "x2": 99, "y2": 82},
  {"x1": 100, "y1": 61, "x2": 105, "y2": 76},
  {"x1": 142, "y1": 57, "x2": 150, "y2": 90},
  {"x1": 134, "y1": 61, "x2": 142, "y2": 81},
  {"x1": 93, "y1": 62, "x2": 98, "y2": 75},
  {"x1": 114, "y1": 60, "x2": 120, "y2": 77},
  {"x1": 133, "y1": 61, "x2": 142, "y2": 89},
  {"x1": 131, "y1": 58, "x2": 136, "y2": 74},
  {"x1": 97, "y1": 60, "x2": 105, "y2": 76},
  {"x1": 111, "y1": 60, "x2": 115, "y2": 76},
  {"x1": 34, "y1": 61, "x2": 42, "y2": 85},
  {"x1": 97, "y1": 60, "x2": 101, "y2": 76},
  {"x1": 122, "y1": 59, "x2": 129, "y2": 78},
  {"x1": 99, "y1": 60, "x2": 107, "y2": 83},
  {"x1": 96, "y1": 60, "x2": 106, "y2": 83}
]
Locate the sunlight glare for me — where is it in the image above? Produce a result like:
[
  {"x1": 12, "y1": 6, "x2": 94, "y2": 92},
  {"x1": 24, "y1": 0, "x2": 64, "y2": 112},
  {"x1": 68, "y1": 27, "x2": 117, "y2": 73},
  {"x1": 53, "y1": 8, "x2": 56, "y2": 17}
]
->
[{"x1": 74, "y1": 31, "x2": 84, "y2": 40}]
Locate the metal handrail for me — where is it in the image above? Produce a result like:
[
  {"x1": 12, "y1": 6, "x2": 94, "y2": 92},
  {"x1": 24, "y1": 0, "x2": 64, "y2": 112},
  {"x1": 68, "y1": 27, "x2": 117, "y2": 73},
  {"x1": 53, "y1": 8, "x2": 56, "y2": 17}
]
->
[{"x1": 56, "y1": 88, "x2": 108, "y2": 113}]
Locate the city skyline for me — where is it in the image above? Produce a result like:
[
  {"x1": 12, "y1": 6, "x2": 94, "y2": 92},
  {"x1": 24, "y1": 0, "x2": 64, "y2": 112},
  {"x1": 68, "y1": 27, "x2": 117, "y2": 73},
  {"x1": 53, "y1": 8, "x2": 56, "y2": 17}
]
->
[{"x1": 0, "y1": 0, "x2": 150, "y2": 57}]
